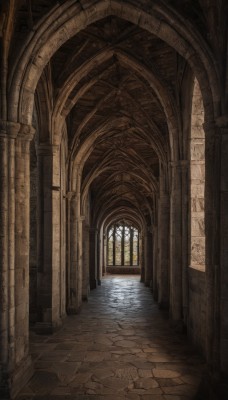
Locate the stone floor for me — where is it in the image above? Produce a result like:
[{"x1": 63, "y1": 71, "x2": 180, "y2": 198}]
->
[{"x1": 17, "y1": 275, "x2": 205, "y2": 400}]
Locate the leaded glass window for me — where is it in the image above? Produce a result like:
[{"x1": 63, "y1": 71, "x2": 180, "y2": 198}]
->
[{"x1": 107, "y1": 223, "x2": 139, "y2": 266}]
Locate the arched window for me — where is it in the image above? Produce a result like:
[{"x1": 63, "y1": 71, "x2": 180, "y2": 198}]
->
[{"x1": 107, "y1": 223, "x2": 139, "y2": 266}]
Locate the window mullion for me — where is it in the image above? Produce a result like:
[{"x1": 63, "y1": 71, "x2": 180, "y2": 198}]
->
[
  {"x1": 122, "y1": 225, "x2": 125, "y2": 266},
  {"x1": 130, "y1": 228, "x2": 133, "y2": 266},
  {"x1": 113, "y1": 225, "x2": 116, "y2": 265}
]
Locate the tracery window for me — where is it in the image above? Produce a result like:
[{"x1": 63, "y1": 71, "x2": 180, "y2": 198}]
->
[{"x1": 107, "y1": 223, "x2": 139, "y2": 266}]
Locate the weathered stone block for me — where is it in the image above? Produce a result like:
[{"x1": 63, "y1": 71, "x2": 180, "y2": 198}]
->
[
  {"x1": 191, "y1": 237, "x2": 205, "y2": 265},
  {"x1": 191, "y1": 164, "x2": 205, "y2": 180},
  {"x1": 191, "y1": 197, "x2": 204, "y2": 212},
  {"x1": 191, "y1": 143, "x2": 205, "y2": 161},
  {"x1": 191, "y1": 217, "x2": 205, "y2": 236}
]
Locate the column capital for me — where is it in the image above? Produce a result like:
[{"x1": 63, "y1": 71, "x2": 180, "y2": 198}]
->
[
  {"x1": 0, "y1": 120, "x2": 20, "y2": 138},
  {"x1": 17, "y1": 123, "x2": 35, "y2": 141}
]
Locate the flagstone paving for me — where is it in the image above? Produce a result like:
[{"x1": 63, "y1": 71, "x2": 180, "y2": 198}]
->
[{"x1": 16, "y1": 275, "x2": 205, "y2": 400}]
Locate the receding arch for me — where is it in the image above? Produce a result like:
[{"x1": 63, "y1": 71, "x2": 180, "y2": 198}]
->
[
  {"x1": 102, "y1": 207, "x2": 145, "y2": 235},
  {"x1": 68, "y1": 115, "x2": 166, "y2": 192}
]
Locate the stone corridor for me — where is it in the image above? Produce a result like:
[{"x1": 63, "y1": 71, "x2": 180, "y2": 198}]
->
[{"x1": 17, "y1": 276, "x2": 205, "y2": 400}]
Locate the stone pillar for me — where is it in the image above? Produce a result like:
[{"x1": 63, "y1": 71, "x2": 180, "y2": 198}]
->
[
  {"x1": 157, "y1": 193, "x2": 170, "y2": 309},
  {"x1": 200, "y1": 122, "x2": 218, "y2": 369},
  {"x1": 82, "y1": 222, "x2": 90, "y2": 300},
  {"x1": 67, "y1": 193, "x2": 83, "y2": 313},
  {"x1": 99, "y1": 226, "x2": 104, "y2": 278},
  {"x1": 0, "y1": 121, "x2": 34, "y2": 398},
  {"x1": 181, "y1": 163, "x2": 189, "y2": 325},
  {"x1": 90, "y1": 228, "x2": 98, "y2": 289},
  {"x1": 219, "y1": 121, "x2": 228, "y2": 377},
  {"x1": 14, "y1": 123, "x2": 34, "y2": 369},
  {"x1": 97, "y1": 231, "x2": 102, "y2": 285},
  {"x1": 140, "y1": 233, "x2": 145, "y2": 283},
  {"x1": 103, "y1": 235, "x2": 107, "y2": 275},
  {"x1": 59, "y1": 143, "x2": 66, "y2": 318},
  {"x1": 202, "y1": 118, "x2": 227, "y2": 377},
  {"x1": 144, "y1": 229, "x2": 153, "y2": 287},
  {"x1": 152, "y1": 225, "x2": 158, "y2": 300},
  {"x1": 169, "y1": 162, "x2": 183, "y2": 324},
  {"x1": 36, "y1": 144, "x2": 62, "y2": 333}
]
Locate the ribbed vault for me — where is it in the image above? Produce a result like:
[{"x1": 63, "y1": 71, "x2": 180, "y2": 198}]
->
[{"x1": 49, "y1": 16, "x2": 178, "y2": 228}]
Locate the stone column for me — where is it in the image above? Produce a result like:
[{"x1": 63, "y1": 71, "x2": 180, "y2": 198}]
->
[
  {"x1": 0, "y1": 125, "x2": 12, "y2": 392},
  {"x1": 103, "y1": 235, "x2": 107, "y2": 275},
  {"x1": 157, "y1": 193, "x2": 170, "y2": 309},
  {"x1": 59, "y1": 143, "x2": 66, "y2": 318},
  {"x1": 97, "y1": 231, "x2": 102, "y2": 285},
  {"x1": 200, "y1": 121, "x2": 218, "y2": 369},
  {"x1": 36, "y1": 144, "x2": 62, "y2": 333},
  {"x1": 98, "y1": 227, "x2": 104, "y2": 284},
  {"x1": 144, "y1": 229, "x2": 153, "y2": 287},
  {"x1": 14, "y1": 123, "x2": 34, "y2": 368},
  {"x1": 82, "y1": 222, "x2": 90, "y2": 300},
  {"x1": 0, "y1": 122, "x2": 34, "y2": 399},
  {"x1": 152, "y1": 225, "x2": 158, "y2": 300},
  {"x1": 219, "y1": 120, "x2": 228, "y2": 376},
  {"x1": 181, "y1": 163, "x2": 189, "y2": 325},
  {"x1": 12, "y1": 124, "x2": 34, "y2": 397},
  {"x1": 169, "y1": 162, "x2": 183, "y2": 324},
  {"x1": 169, "y1": 160, "x2": 189, "y2": 324},
  {"x1": 67, "y1": 193, "x2": 83, "y2": 313},
  {"x1": 140, "y1": 233, "x2": 145, "y2": 283},
  {"x1": 89, "y1": 228, "x2": 98, "y2": 289}
]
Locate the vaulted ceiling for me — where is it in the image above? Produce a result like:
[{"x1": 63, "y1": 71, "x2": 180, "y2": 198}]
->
[{"x1": 10, "y1": 0, "x2": 226, "y2": 229}]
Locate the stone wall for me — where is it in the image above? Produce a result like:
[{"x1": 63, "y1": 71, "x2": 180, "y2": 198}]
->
[
  {"x1": 188, "y1": 268, "x2": 206, "y2": 354},
  {"x1": 190, "y1": 78, "x2": 205, "y2": 271}
]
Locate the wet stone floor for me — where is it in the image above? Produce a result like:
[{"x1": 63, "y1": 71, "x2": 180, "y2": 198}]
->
[{"x1": 17, "y1": 275, "x2": 205, "y2": 400}]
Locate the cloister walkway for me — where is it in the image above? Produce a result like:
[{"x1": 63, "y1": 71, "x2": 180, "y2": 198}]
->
[{"x1": 17, "y1": 276, "x2": 205, "y2": 400}]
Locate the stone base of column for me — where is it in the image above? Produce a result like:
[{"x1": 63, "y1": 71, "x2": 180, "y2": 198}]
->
[
  {"x1": 90, "y1": 278, "x2": 97, "y2": 290},
  {"x1": 0, "y1": 354, "x2": 33, "y2": 399},
  {"x1": 144, "y1": 279, "x2": 151, "y2": 287},
  {"x1": 35, "y1": 319, "x2": 62, "y2": 334},
  {"x1": 98, "y1": 279, "x2": 101, "y2": 285}
]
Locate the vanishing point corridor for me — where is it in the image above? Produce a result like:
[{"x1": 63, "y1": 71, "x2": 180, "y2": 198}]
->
[
  {"x1": 1, "y1": 3, "x2": 228, "y2": 398},
  {"x1": 17, "y1": 276, "x2": 204, "y2": 400}
]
